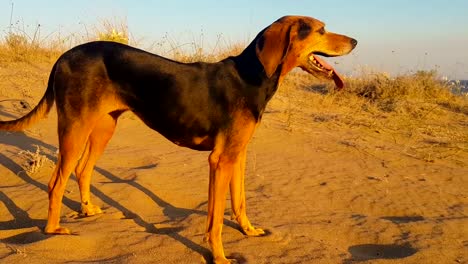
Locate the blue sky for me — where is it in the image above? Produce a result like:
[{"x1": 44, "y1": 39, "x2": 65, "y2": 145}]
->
[{"x1": 1, "y1": 0, "x2": 467, "y2": 79}]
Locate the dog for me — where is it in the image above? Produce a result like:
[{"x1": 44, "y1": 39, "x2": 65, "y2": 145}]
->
[{"x1": 0, "y1": 16, "x2": 356, "y2": 263}]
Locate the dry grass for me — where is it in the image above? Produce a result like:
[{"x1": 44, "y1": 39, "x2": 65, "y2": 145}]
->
[
  {"x1": 94, "y1": 18, "x2": 129, "y2": 44},
  {"x1": 146, "y1": 32, "x2": 246, "y2": 63},
  {"x1": 0, "y1": 18, "x2": 131, "y2": 62},
  {"x1": 1, "y1": 31, "x2": 61, "y2": 63},
  {"x1": 277, "y1": 70, "x2": 467, "y2": 163},
  {"x1": 17, "y1": 145, "x2": 51, "y2": 174}
]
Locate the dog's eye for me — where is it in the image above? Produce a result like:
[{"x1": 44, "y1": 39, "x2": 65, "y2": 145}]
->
[{"x1": 318, "y1": 27, "x2": 325, "y2": 35}]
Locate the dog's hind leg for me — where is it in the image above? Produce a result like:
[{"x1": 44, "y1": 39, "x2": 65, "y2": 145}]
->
[
  {"x1": 45, "y1": 121, "x2": 94, "y2": 234},
  {"x1": 75, "y1": 113, "x2": 118, "y2": 217}
]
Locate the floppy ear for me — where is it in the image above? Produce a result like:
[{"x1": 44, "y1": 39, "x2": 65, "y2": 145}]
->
[{"x1": 255, "y1": 21, "x2": 293, "y2": 78}]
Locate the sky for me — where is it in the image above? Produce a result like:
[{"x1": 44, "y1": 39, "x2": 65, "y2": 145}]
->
[{"x1": 1, "y1": 0, "x2": 467, "y2": 79}]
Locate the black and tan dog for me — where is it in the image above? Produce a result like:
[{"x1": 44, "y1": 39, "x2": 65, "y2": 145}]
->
[{"x1": 0, "y1": 16, "x2": 356, "y2": 263}]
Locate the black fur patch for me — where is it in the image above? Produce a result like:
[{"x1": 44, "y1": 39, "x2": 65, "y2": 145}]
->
[
  {"x1": 257, "y1": 35, "x2": 265, "y2": 51},
  {"x1": 297, "y1": 19, "x2": 312, "y2": 40}
]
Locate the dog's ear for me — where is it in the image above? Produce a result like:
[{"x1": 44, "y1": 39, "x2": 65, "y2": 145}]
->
[{"x1": 255, "y1": 19, "x2": 293, "y2": 78}]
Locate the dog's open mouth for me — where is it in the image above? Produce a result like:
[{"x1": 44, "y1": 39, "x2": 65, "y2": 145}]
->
[{"x1": 306, "y1": 53, "x2": 344, "y2": 89}]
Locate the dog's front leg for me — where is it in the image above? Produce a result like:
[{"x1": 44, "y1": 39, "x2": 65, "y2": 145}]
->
[
  {"x1": 205, "y1": 111, "x2": 257, "y2": 263},
  {"x1": 230, "y1": 148, "x2": 265, "y2": 236},
  {"x1": 205, "y1": 150, "x2": 236, "y2": 264}
]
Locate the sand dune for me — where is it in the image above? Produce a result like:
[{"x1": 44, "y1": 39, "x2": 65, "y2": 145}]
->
[{"x1": 0, "y1": 62, "x2": 467, "y2": 263}]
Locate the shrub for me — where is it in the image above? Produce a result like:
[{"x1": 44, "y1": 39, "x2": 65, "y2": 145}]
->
[{"x1": 95, "y1": 19, "x2": 129, "y2": 44}]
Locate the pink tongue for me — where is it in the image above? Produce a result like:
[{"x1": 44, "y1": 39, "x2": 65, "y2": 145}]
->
[{"x1": 312, "y1": 55, "x2": 344, "y2": 89}]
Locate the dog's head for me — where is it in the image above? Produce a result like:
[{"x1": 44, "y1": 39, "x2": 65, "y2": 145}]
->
[{"x1": 256, "y1": 16, "x2": 357, "y2": 89}]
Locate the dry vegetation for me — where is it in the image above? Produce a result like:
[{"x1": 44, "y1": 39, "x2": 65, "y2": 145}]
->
[
  {"x1": 277, "y1": 70, "x2": 467, "y2": 164},
  {"x1": 0, "y1": 22, "x2": 467, "y2": 167},
  {"x1": 17, "y1": 145, "x2": 52, "y2": 174}
]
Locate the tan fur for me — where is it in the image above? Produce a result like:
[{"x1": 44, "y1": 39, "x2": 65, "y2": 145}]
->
[{"x1": 256, "y1": 16, "x2": 356, "y2": 85}]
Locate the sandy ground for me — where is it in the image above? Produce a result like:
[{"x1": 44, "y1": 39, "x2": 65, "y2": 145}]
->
[{"x1": 0, "y1": 60, "x2": 467, "y2": 264}]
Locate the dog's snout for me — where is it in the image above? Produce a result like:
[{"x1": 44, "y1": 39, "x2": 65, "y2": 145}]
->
[{"x1": 350, "y1": 38, "x2": 358, "y2": 48}]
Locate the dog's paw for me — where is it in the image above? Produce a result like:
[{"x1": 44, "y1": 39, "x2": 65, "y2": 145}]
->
[
  {"x1": 81, "y1": 203, "x2": 103, "y2": 217},
  {"x1": 44, "y1": 226, "x2": 71, "y2": 235},
  {"x1": 213, "y1": 257, "x2": 238, "y2": 264},
  {"x1": 242, "y1": 226, "x2": 265, "y2": 237},
  {"x1": 225, "y1": 253, "x2": 247, "y2": 264}
]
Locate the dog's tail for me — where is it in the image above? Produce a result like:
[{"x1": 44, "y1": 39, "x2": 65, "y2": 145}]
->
[{"x1": 0, "y1": 62, "x2": 57, "y2": 131}]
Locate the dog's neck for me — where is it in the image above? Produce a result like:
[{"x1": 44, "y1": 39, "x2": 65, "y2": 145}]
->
[{"x1": 227, "y1": 40, "x2": 282, "y2": 120}]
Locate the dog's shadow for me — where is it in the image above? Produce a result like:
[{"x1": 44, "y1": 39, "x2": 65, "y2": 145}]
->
[{"x1": 0, "y1": 130, "x2": 238, "y2": 262}]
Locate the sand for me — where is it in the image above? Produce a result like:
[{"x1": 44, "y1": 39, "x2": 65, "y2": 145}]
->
[{"x1": 0, "y1": 60, "x2": 467, "y2": 264}]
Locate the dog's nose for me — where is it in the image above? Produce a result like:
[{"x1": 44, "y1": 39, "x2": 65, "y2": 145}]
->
[{"x1": 350, "y1": 38, "x2": 358, "y2": 48}]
